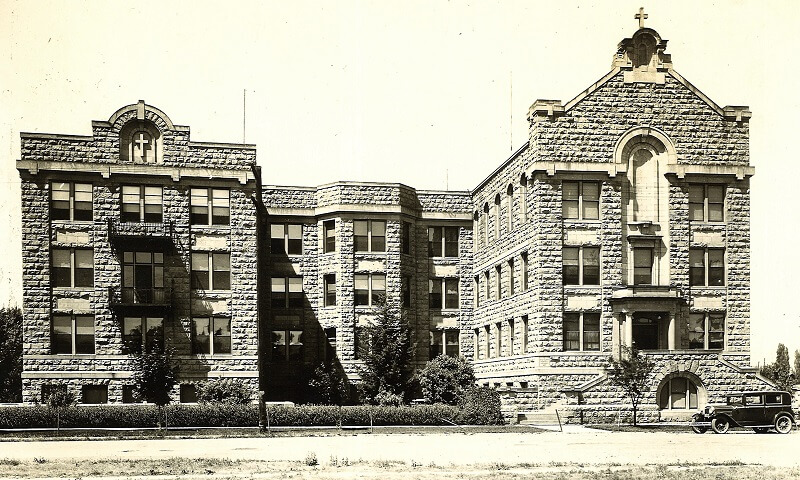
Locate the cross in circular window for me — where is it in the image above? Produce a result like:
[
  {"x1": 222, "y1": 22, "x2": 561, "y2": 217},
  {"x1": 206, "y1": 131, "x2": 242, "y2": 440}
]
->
[{"x1": 132, "y1": 131, "x2": 154, "y2": 163}]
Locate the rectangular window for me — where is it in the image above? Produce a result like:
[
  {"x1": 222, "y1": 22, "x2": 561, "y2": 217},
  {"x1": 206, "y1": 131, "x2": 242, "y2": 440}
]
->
[
  {"x1": 428, "y1": 277, "x2": 459, "y2": 310},
  {"x1": 354, "y1": 220, "x2": 386, "y2": 252},
  {"x1": 473, "y1": 328, "x2": 480, "y2": 360},
  {"x1": 689, "y1": 184, "x2": 724, "y2": 222},
  {"x1": 192, "y1": 316, "x2": 232, "y2": 354},
  {"x1": 122, "y1": 251, "x2": 164, "y2": 303},
  {"x1": 562, "y1": 246, "x2": 600, "y2": 285},
  {"x1": 474, "y1": 276, "x2": 480, "y2": 308},
  {"x1": 191, "y1": 252, "x2": 230, "y2": 290},
  {"x1": 81, "y1": 385, "x2": 108, "y2": 404},
  {"x1": 689, "y1": 312, "x2": 725, "y2": 350},
  {"x1": 52, "y1": 248, "x2": 93, "y2": 288},
  {"x1": 484, "y1": 325, "x2": 490, "y2": 359},
  {"x1": 427, "y1": 226, "x2": 459, "y2": 257},
  {"x1": 324, "y1": 274, "x2": 336, "y2": 307},
  {"x1": 121, "y1": 185, "x2": 163, "y2": 223},
  {"x1": 495, "y1": 322, "x2": 503, "y2": 357},
  {"x1": 521, "y1": 315, "x2": 529, "y2": 353},
  {"x1": 562, "y1": 181, "x2": 599, "y2": 220},
  {"x1": 180, "y1": 384, "x2": 198, "y2": 403},
  {"x1": 633, "y1": 248, "x2": 653, "y2": 285},
  {"x1": 484, "y1": 271, "x2": 491, "y2": 301},
  {"x1": 190, "y1": 188, "x2": 229, "y2": 225},
  {"x1": 495, "y1": 265, "x2": 502, "y2": 300},
  {"x1": 354, "y1": 273, "x2": 385, "y2": 306},
  {"x1": 323, "y1": 220, "x2": 336, "y2": 253},
  {"x1": 271, "y1": 329, "x2": 303, "y2": 362},
  {"x1": 508, "y1": 259, "x2": 515, "y2": 296},
  {"x1": 690, "y1": 248, "x2": 725, "y2": 287},
  {"x1": 122, "y1": 385, "x2": 137, "y2": 404},
  {"x1": 563, "y1": 312, "x2": 600, "y2": 351},
  {"x1": 429, "y1": 330, "x2": 460, "y2": 360},
  {"x1": 508, "y1": 318, "x2": 515, "y2": 354},
  {"x1": 402, "y1": 222, "x2": 411, "y2": 254},
  {"x1": 270, "y1": 276, "x2": 304, "y2": 308},
  {"x1": 51, "y1": 182, "x2": 92, "y2": 222},
  {"x1": 402, "y1": 275, "x2": 411, "y2": 308},
  {"x1": 52, "y1": 314, "x2": 95, "y2": 354},
  {"x1": 122, "y1": 316, "x2": 164, "y2": 354},
  {"x1": 521, "y1": 252, "x2": 529, "y2": 290},
  {"x1": 270, "y1": 223, "x2": 303, "y2": 255}
]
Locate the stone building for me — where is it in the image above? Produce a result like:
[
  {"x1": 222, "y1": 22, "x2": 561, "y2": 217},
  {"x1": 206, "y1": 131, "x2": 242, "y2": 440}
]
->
[
  {"x1": 17, "y1": 101, "x2": 260, "y2": 403},
  {"x1": 470, "y1": 21, "x2": 770, "y2": 421},
  {"x1": 16, "y1": 16, "x2": 771, "y2": 419}
]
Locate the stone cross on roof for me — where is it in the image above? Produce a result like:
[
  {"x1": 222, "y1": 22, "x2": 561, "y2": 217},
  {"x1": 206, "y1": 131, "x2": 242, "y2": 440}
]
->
[{"x1": 635, "y1": 7, "x2": 648, "y2": 29}]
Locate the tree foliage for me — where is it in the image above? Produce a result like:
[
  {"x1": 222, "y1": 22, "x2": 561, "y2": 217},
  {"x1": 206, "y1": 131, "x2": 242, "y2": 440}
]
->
[
  {"x1": 608, "y1": 346, "x2": 656, "y2": 426},
  {"x1": 759, "y1": 343, "x2": 794, "y2": 391},
  {"x1": 129, "y1": 340, "x2": 178, "y2": 407},
  {"x1": 794, "y1": 350, "x2": 800, "y2": 384},
  {"x1": 0, "y1": 307, "x2": 23, "y2": 403},
  {"x1": 44, "y1": 385, "x2": 75, "y2": 431},
  {"x1": 418, "y1": 355, "x2": 476, "y2": 405},
  {"x1": 456, "y1": 386, "x2": 505, "y2": 425},
  {"x1": 356, "y1": 298, "x2": 414, "y2": 404},
  {"x1": 307, "y1": 363, "x2": 350, "y2": 405},
  {"x1": 196, "y1": 379, "x2": 253, "y2": 405}
]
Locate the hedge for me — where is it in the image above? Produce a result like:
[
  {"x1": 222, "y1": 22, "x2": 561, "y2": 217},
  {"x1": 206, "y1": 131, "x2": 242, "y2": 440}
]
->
[{"x1": 0, "y1": 403, "x2": 496, "y2": 429}]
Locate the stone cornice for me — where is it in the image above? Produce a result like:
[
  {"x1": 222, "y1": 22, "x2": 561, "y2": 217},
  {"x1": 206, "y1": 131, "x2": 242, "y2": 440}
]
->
[{"x1": 17, "y1": 160, "x2": 256, "y2": 185}]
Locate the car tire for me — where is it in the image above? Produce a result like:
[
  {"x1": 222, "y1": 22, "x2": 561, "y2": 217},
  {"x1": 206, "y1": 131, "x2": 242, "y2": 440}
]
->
[
  {"x1": 774, "y1": 415, "x2": 793, "y2": 434},
  {"x1": 711, "y1": 417, "x2": 730, "y2": 434},
  {"x1": 691, "y1": 414, "x2": 707, "y2": 434}
]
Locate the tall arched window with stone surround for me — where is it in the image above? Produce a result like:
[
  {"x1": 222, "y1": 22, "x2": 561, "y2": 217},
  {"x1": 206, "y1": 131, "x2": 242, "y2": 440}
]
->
[
  {"x1": 493, "y1": 194, "x2": 501, "y2": 240},
  {"x1": 506, "y1": 184, "x2": 514, "y2": 232},
  {"x1": 519, "y1": 173, "x2": 528, "y2": 222}
]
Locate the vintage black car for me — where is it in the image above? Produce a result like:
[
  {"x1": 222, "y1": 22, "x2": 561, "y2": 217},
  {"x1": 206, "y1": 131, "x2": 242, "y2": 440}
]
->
[{"x1": 692, "y1": 391, "x2": 795, "y2": 434}]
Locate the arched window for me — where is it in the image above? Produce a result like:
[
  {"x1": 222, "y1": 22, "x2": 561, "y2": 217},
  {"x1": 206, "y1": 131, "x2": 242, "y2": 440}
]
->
[
  {"x1": 506, "y1": 184, "x2": 514, "y2": 232},
  {"x1": 493, "y1": 194, "x2": 501, "y2": 240},
  {"x1": 120, "y1": 120, "x2": 161, "y2": 164},
  {"x1": 658, "y1": 376, "x2": 699, "y2": 410},
  {"x1": 473, "y1": 211, "x2": 480, "y2": 252},
  {"x1": 519, "y1": 174, "x2": 528, "y2": 222},
  {"x1": 482, "y1": 203, "x2": 490, "y2": 246}
]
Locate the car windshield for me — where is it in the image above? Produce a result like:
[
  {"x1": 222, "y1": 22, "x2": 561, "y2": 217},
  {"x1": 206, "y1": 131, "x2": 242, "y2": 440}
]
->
[{"x1": 727, "y1": 396, "x2": 744, "y2": 406}]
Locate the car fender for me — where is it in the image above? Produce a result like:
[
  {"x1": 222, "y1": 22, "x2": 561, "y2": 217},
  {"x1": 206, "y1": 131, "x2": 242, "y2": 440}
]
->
[
  {"x1": 711, "y1": 413, "x2": 738, "y2": 427},
  {"x1": 770, "y1": 411, "x2": 794, "y2": 425}
]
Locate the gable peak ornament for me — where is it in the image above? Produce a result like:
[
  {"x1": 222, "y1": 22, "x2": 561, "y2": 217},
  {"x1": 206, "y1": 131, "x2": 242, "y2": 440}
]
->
[{"x1": 635, "y1": 7, "x2": 648, "y2": 29}]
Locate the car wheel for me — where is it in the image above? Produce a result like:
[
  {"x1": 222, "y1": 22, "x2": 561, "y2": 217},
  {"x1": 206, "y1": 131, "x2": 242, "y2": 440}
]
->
[
  {"x1": 753, "y1": 427, "x2": 769, "y2": 434},
  {"x1": 711, "y1": 417, "x2": 730, "y2": 434},
  {"x1": 774, "y1": 415, "x2": 793, "y2": 434},
  {"x1": 691, "y1": 414, "x2": 707, "y2": 434}
]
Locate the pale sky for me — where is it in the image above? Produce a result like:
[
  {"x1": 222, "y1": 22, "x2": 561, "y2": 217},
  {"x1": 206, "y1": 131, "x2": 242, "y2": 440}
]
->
[{"x1": 1, "y1": 0, "x2": 798, "y2": 366}]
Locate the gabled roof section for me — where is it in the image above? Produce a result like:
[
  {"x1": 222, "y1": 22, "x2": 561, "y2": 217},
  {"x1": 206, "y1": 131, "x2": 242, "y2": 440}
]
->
[{"x1": 472, "y1": 141, "x2": 529, "y2": 194}]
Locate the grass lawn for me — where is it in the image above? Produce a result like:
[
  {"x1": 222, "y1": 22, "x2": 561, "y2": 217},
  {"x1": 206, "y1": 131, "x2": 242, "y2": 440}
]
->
[{"x1": 0, "y1": 457, "x2": 798, "y2": 479}]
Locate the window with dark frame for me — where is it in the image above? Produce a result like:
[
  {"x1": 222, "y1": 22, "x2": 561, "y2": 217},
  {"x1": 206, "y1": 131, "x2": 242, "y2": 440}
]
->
[
  {"x1": 354, "y1": 273, "x2": 385, "y2": 306},
  {"x1": 324, "y1": 274, "x2": 336, "y2": 307},
  {"x1": 688, "y1": 184, "x2": 724, "y2": 223},
  {"x1": 51, "y1": 182, "x2": 92, "y2": 222},
  {"x1": 508, "y1": 258, "x2": 515, "y2": 296},
  {"x1": 122, "y1": 316, "x2": 163, "y2": 354},
  {"x1": 180, "y1": 384, "x2": 198, "y2": 403},
  {"x1": 354, "y1": 220, "x2": 386, "y2": 252},
  {"x1": 81, "y1": 385, "x2": 108, "y2": 404},
  {"x1": 323, "y1": 220, "x2": 336, "y2": 253},
  {"x1": 562, "y1": 312, "x2": 600, "y2": 351},
  {"x1": 562, "y1": 246, "x2": 600, "y2": 285},
  {"x1": 121, "y1": 185, "x2": 162, "y2": 223},
  {"x1": 428, "y1": 226, "x2": 459, "y2": 257},
  {"x1": 632, "y1": 247, "x2": 654, "y2": 285},
  {"x1": 521, "y1": 252, "x2": 529, "y2": 290},
  {"x1": 191, "y1": 316, "x2": 232, "y2": 355},
  {"x1": 688, "y1": 312, "x2": 725, "y2": 350},
  {"x1": 428, "y1": 277, "x2": 459, "y2": 309},
  {"x1": 689, "y1": 248, "x2": 725, "y2": 287},
  {"x1": 495, "y1": 265, "x2": 502, "y2": 299},
  {"x1": 52, "y1": 248, "x2": 93, "y2": 288},
  {"x1": 429, "y1": 329, "x2": 460, "y2": 360},
  {"x1": 191, "y1": 252, "x2": 230, "y2": 291},
  {"x1": 271, "y1": 276, "x2": 304, "y2": 308},
  {"x1": 271, "y1": 329, "x2": 304, "y2": 362},
  {"x1": 52, "y1": 314, "x2": 95, "y2": 354},
  {"x1": 190, "y1": 188, "x2": 230, "y2": 226},
  {"x1": 562, "y1": 181, "x2": 600, "y2": 220},
  {"x1": 521, "y1": 315, "x2": 529, "y2": 353},
  {"x1": 270, "y1": 223, "x2": 302, "y2": 255},
  {"x1": 122, "y1": 251, "x2": 164, "y2": 303}
]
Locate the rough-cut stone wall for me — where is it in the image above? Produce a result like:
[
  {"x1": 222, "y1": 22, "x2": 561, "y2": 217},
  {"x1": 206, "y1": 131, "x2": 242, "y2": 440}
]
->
[{"x1": 19, "y1": 104, "x2": 258, "y2": 404}]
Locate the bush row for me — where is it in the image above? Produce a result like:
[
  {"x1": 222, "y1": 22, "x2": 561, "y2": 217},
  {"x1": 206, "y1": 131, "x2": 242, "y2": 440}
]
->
[{"x1": 0, "y1": 403, "x2": 496, "y2": 429}]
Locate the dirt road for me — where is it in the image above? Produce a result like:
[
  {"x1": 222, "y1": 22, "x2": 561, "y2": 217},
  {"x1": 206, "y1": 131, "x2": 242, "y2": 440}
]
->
[{"x1": 0, "y1": 428, "x2": 797, "y2": 467}]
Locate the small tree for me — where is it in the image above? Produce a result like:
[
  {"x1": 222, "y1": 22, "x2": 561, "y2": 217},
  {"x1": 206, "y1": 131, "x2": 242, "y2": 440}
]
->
[
  {"x1": 357, "y1": 297, "x2": 414, "y2": 404},
  {"x1": 0, "y1": 307, "x2": 23, "y2": 403},
  {"x1": 45, "y1": 385, "x2": 75, "y2": 432},
  {"x1": 129, "y1": 339, "x2": 178, "y2": 429},
  {"x1": 794, "y1": 350, "x2": 800, "y2": 385},
  {"x1": 456, "y1": 386, "x2": 505, "y2": 425},
  {"x1": 760, "y1": 343, "x2": 793, "y2": 391},
  {"x1": 418, "y1": 355, "x2": 476, "y2": 405},
  {"x1": 197, "y1": 379, "x2": 253, "y2": 405},
  {"x1": 307, "y1": 363, "x2": 350, "y2": 405},
  {"x1": 608, "y1": 346, "x2": 656, "y2": 426}
]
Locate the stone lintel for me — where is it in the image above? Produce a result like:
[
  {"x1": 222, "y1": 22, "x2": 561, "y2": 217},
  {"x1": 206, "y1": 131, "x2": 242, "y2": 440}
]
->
[
  {"x1": 528, "y1": 161, "x2": 623, "y2": 178},
  {"x1": 666, "y1": 164, "x2": 755, "y2": 180}
]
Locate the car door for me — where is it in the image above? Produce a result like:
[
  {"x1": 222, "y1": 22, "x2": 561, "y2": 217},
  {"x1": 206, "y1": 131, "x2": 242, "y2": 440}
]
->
[
  {"x1": 764, "y1": 393, "x2": 785, "y2": 424},
  {"x1": 738, "y1": 394, "x2": 765, "y2": 426}
]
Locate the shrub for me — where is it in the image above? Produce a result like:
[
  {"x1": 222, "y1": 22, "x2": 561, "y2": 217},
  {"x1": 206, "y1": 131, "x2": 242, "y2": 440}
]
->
[
  {"x1": 455, "y1": 387, "x2": 504, "y2": 425},
  {"x1": 417, "y1": 355, "x2": 476, "y2": 405},
  {"x1": 306, "y1": 363, "x2": 350, "y2": 405},
  {"x1": 373, "y1": 390, "x2": 403, "y2": 407},
  {"x1": 196, "y1": 379, "x2": 253, "y2": 405}
]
